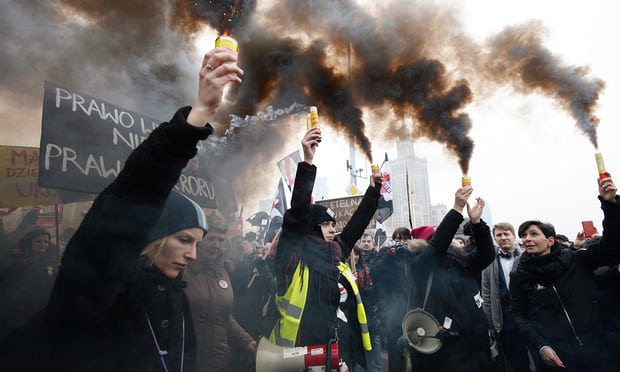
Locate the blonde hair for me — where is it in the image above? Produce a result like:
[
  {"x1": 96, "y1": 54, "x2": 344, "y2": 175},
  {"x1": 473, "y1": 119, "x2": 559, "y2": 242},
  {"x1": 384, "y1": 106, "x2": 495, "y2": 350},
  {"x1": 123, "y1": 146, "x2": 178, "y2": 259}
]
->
[{"x1": 140, "y1": 237, "x2": 168, "y2": 265}]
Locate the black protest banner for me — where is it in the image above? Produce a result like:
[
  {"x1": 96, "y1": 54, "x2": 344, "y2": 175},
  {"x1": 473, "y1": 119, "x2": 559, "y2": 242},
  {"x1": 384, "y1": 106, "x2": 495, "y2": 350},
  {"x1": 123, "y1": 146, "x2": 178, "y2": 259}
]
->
[
  {"x1": 315, "y1": 195, "x2": 375, "y2": 232},
  {"x1": 38, "y1": 81, "x2": 217, "y2": 208}
]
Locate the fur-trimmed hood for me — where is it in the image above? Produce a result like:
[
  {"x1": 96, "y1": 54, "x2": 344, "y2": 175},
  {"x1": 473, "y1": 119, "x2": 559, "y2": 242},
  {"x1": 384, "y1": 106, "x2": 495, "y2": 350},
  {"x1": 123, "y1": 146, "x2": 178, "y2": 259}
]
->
[{"x1": 406, "y1": 238, "x2": 429, "y2": 253}]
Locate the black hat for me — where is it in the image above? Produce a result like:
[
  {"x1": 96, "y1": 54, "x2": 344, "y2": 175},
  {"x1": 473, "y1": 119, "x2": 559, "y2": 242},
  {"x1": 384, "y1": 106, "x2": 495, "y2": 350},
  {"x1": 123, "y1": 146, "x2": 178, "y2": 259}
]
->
[
  {"x1": 147, "y1": 191, "x2": 208, "y2": 243},
  {"x1": 309, "y1": 204, "x2": 336, "y2": 226}
]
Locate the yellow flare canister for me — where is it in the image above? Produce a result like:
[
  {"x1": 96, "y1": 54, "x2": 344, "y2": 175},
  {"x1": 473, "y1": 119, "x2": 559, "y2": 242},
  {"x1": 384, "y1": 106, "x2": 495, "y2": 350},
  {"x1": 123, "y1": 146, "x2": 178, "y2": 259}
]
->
[
  {"x1": 308, "y1": 106, "x2": 321, "y2": 142},
  {"x1": 595, "y1": 152, "x2": 610, "y2": 180},
  {"x1": 309, "y1": 106, "x2": 320, "y2": 129},
  {"x1": 215, "y1": 35, "x2": 239, "y2": 55},
  {"x1": 371, "y1": 164, "x2": 382, "y2": 182},
  {"x1": 461, "y1": 176, "x2": 471, "y2": 187}
]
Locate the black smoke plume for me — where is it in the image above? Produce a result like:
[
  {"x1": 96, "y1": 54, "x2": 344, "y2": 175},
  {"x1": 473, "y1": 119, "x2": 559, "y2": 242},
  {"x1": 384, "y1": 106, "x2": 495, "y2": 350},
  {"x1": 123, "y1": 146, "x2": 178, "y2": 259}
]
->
[
  {"x1": 0, "y1": 0, "x2": 604, "y2": 214},
  {"x1": 481, "y1": 21, "x2": 604, "y2": 148}
]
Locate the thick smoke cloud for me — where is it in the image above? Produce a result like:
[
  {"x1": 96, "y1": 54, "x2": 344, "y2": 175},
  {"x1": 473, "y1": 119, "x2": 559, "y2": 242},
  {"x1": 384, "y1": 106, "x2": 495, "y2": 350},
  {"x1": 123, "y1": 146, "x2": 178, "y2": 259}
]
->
[
  {"x1": 480, "y1": 20, "x2": 605, "y2": 148},
  {"x1": 0, "y1": 0, "x2": 604, "y2": 216}
]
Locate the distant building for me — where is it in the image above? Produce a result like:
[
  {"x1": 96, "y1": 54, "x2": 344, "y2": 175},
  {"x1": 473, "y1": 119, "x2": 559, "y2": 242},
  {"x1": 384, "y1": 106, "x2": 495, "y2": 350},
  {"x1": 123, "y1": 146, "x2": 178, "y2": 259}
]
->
[
  {"x1": 384, "y1": 139, "x2": 433, "y2": 233},
  {"x1": 430, "y1": 203, "x2": 448, "y2": 226}
]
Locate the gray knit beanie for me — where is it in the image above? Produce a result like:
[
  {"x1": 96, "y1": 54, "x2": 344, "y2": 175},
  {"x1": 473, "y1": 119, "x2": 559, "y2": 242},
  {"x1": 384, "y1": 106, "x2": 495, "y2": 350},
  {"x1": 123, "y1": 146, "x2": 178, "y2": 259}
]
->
[{"x1": 147, "y1": 191, "x2": 208, "y2": 243}]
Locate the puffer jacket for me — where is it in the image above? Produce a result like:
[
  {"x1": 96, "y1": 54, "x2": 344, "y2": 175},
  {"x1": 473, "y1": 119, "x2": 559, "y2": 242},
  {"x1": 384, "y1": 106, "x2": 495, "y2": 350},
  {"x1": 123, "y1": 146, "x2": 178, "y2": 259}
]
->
[{"x1": 184, "y1": 258, "x2": 253, "y2": 372}]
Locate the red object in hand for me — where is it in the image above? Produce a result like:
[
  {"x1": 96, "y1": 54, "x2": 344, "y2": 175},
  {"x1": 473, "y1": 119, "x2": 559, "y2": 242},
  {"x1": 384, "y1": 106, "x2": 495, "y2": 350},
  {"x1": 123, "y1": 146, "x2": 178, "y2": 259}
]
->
[{"x1": 581, "y1": 220, "x2": 596, "y2": 238}]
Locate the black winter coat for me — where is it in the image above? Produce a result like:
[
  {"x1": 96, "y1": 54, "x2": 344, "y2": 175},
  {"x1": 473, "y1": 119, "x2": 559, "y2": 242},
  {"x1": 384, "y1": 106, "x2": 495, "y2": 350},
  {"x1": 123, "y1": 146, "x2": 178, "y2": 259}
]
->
[
  {"x1": 273, "y1": 161, "x2": 380, "y2": 348},
  {"x1": 409, "y1": 209, "x2": 496, "y2": 372},
  {"x1": 510, "y1": 196, "x2": 620, "y2": 371},
  {"x1": 370, "y1": 244, "x2": 415, "y2": 343},
  {"x1": 0, "y1": 107, "x2": 211, "y2": 371}
]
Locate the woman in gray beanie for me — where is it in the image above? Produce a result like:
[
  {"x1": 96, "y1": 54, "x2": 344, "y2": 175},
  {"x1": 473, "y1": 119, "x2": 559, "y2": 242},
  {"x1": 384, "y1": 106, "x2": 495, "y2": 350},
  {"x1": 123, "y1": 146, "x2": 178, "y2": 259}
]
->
[{"x1": 0, "y1": 47, "x2": 243, "y2": 372}]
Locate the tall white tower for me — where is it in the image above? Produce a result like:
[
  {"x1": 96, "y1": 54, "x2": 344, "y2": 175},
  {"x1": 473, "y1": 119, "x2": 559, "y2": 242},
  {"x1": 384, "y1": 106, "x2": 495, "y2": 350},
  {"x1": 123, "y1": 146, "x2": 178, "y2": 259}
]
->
[{"x1": 384, "y1": 138, "x2": 433, "y2": 233}]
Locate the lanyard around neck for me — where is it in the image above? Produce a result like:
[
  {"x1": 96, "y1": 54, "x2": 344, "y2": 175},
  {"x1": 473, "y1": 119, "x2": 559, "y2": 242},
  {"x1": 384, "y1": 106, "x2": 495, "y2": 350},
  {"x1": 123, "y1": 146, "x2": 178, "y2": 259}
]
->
[{"x1": 146, "y1": 312, "x2": 185, "y2": 372}]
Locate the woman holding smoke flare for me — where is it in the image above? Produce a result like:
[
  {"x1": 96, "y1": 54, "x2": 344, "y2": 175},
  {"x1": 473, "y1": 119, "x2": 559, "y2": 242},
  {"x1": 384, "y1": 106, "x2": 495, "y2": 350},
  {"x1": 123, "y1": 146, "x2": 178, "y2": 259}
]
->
[
  {"x1": 0, "y1": 46, "x2": 243, "y2": 371},
  {"x1": 267, "y1": 125, "x2": 382, "y2": 371},
  {"x1": 510, "y1": 176, "x2": 620, "y2": 372}
]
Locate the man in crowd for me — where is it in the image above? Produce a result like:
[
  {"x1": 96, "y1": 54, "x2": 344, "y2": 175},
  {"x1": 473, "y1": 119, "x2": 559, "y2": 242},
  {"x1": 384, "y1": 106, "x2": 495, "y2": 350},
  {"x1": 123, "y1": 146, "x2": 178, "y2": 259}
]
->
[
  {"x1": 352, "y1": 233, "x2": 382, "y2": 372},
  {"x1": 481, "y1": 222, "x2": 531, "y2": 371}
]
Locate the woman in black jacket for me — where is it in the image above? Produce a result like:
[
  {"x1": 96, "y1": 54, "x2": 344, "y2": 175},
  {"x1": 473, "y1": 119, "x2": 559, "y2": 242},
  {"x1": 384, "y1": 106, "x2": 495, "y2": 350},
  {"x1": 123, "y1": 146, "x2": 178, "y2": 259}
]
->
[
  {"x1": 510, "y1": 176, "x2": 620, "y2": 372},
  {"x1": 0, "y1": 47, "x2": 243, "y2": 371},
  {"x1": 270, "y1": 127, "x2": 381, "y2": 369}
]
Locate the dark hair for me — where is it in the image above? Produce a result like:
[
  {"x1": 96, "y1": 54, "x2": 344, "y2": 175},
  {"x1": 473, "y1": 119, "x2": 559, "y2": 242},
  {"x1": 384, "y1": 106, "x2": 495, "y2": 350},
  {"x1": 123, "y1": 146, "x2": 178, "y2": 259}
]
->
[
  {"x1": 391, "y1": 227, "x2": 412, "y2": 240},
  {"x1": 361, "y1": 233, "x2": 373, "y2": 240},
  {"x1": 23, "y1": 226, "x2": 51, "y2": 241},
  {"x1": 518, "y1": 220, "x2": 556, "y2": 238},
  {"x1": 19, "y1": 226, "x2": 51, "y2": 256}
]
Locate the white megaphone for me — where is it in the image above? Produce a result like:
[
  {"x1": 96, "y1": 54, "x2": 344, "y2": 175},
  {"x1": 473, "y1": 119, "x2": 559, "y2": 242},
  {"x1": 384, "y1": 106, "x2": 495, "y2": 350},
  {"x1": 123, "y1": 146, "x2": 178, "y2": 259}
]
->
[
  {"x1": 255, "y1": 337, "x2": 340, "y2": 372},
  {"x1": 402, "y1": 308, "x2": 442, "y2": 354}
]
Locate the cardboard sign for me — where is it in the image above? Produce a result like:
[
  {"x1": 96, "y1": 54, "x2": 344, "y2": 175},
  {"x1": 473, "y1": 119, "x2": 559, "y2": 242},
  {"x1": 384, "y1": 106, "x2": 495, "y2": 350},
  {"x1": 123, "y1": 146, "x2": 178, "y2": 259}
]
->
[
  {"x1": 38, "y1": 81, "x2": 217, "y2": 208},
  {"x1": 36, "y1": 204, "x2": 64, "y2": 226},
  {"x1": 0, "y1": 146, "x2": 63, "y2": 207},
  {"x1": 315, "y1": 195, "x2": 375, "y2": 231}
]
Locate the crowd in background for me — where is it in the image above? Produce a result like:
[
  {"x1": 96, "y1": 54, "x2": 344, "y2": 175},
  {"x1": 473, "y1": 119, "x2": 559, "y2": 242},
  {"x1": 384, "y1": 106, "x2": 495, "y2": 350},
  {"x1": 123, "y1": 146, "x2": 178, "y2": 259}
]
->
[{"x1": 2, "y1": 176, "x2": 618, "y2": 372}]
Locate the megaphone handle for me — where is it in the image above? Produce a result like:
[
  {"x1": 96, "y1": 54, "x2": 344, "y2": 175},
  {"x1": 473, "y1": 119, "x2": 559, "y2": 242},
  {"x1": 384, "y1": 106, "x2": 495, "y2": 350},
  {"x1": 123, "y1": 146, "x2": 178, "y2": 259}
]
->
[
  {"x1": 422, "y1": 271, "x2": 434, "y2": 310},
  {"x1": 326, "y1": 339, "x2": 335, "y2": 371}
]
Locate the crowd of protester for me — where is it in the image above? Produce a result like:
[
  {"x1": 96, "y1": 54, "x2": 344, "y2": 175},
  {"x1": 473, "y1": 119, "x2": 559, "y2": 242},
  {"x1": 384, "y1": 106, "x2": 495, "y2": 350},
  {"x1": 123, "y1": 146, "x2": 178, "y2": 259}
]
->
[{"x1": 1, "y1": 45, "x2": 619, "y2": 372}]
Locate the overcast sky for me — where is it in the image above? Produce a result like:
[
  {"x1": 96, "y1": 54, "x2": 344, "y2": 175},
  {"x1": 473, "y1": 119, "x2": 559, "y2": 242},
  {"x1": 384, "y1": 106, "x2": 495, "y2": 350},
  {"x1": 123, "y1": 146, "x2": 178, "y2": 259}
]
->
[{"x1": 311, "y1": 0, "x2": 620, "y2": 239}]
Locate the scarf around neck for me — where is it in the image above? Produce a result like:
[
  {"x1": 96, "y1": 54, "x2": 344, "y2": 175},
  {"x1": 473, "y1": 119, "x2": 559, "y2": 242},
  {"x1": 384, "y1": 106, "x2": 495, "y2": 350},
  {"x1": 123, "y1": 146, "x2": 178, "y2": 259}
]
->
[{"x1": 516, "y1": 244, "x2": 573, "y2": 285}]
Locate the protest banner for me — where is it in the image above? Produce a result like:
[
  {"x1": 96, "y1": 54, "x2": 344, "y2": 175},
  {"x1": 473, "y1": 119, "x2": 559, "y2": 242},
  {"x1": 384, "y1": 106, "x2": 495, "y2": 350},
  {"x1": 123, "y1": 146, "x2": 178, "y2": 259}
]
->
[
  {"x1": 38, "y1": 81, "x2": 217, "y2": 208},
  {"x1": 0, "y1": 145, "x2": 63, "y2": 207},
  {"x1": 315, "y1": 195, "x2": 375, "y2": 232},
  {"x1": 36, "y1": 204, "x2": 64, "y2": 226}
]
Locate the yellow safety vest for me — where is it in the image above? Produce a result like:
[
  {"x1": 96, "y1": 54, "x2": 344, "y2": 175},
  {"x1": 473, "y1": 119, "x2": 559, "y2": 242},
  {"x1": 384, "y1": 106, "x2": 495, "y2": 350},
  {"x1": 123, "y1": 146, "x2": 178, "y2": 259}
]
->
[
  {"x1": 269, "y1": 260, "x2": 372, "y2": 351},
  {"x1": 337, "y1": 262, "x2": 372, "y2": 351},
  {"x1": 269, "y1": 262, "x2": 309, "y2": 347}
]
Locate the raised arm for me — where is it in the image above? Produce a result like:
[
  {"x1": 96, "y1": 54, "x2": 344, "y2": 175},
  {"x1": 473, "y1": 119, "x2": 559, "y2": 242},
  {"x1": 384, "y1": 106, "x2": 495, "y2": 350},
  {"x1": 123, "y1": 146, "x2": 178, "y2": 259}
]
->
[
  {"x1": 282, "y1": 128, "x2": 322, "y2": 231},
  {"x1": 47, "y1": 48, "x2": 243, "y2": 324},
  {"x1": 599, "y1": 177, "x2": 620, "y2": 248},
  {"x1": 578, "y1": 177, "x2": 620, "y2": 267},
  {"x1": 337, "y1": 176, "x2": 382, "y2": 258},
  {"x1": 467, "y1": 197, "x2": 496, "y2": 272},
  {"x1": 425, "y1": 186, "x2": 472, "y2": 257}
]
